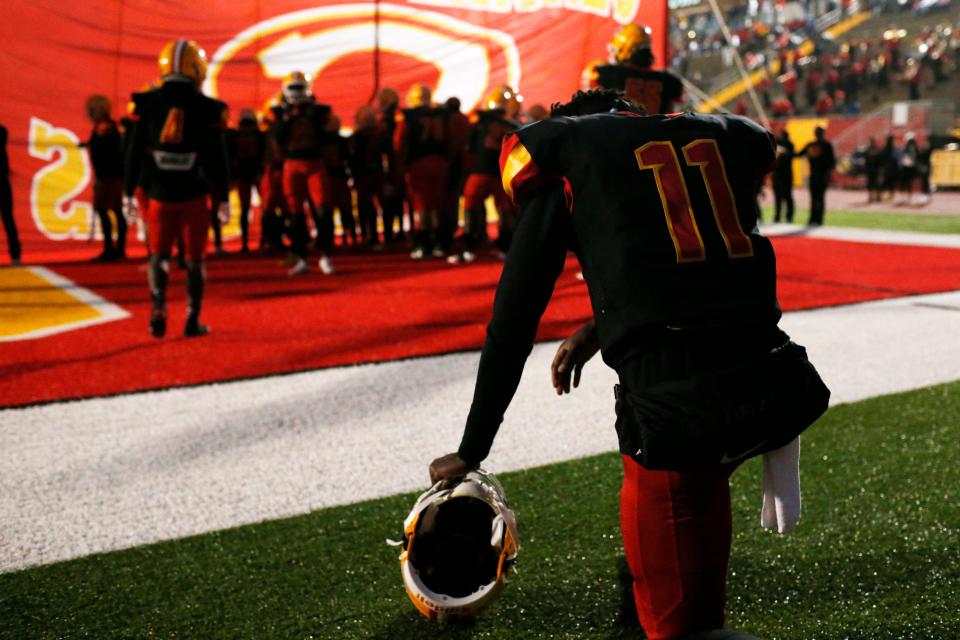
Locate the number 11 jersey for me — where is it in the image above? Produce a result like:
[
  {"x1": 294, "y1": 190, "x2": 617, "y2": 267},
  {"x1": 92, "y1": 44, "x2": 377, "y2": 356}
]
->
[{"x1": 500, "y1": 111, "x2": 782, "y2": 367}]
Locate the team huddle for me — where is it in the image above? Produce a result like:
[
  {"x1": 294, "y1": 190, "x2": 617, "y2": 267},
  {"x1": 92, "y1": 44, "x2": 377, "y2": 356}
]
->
[{"x1": 120, "y1": 22, "x2": 830, "y2": 640}]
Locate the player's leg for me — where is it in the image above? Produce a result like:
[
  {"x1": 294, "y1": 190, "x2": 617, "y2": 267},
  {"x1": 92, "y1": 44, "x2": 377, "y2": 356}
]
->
[
  {"x1": 620, "y1": 456, "x2": 734, "y2": 640},
  {"x1": 0, "y1": 172, "x2": 22, "y2": 264},
  {"x1": 92, "y1": 180, "x2": 116, "y2": 260},
  {"x1": 309, "y1": 165, "x2": 335, "y2": 274},
  {"x1": 144, "y1": 199, "x2": 178, "y2": 338},
  {"x1": 283, "y1": 160, "x2": 311, "y2": 272},
  {"x1": 236, "y1": 178, "x2": 252, "y2": 252},
  {"x1": 462, "y1": 174, "x2": 491, "y2": 253},
  {"x1": 104, "y1": 178, "x2": 127, "y2": 259},
  {"x1": 182, "y1": 195, "x2": 212, "y2": 336}
]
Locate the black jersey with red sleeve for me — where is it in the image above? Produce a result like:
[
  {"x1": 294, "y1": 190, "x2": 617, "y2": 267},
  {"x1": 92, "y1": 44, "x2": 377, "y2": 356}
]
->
[
  {"x1": 595, "y1": 65, "x2": 684, "y2": 114},
  {"x1": 500, "y1": 112, "x2": 780, "y2": 370},
  {"x1": 123, "y1": 81, "x2": 229, "y2": 202},
  {"x1": 394, "y1": 106, "x2": 449, "y2": 165}
]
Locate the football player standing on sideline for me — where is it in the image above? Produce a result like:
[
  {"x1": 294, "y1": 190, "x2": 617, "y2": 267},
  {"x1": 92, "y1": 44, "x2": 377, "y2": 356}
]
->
[
  {"x1": 429, "y1": 90, "x2": 829, "y2": 640},
  {"x1": 124, "y1": 39, "x2": 230, "y2": 338},
  {"x1": 394, "y1": 83, "x2": 451, "y2": 259},
  {"x1": 85, "y1": 95, "x2": 128, "y2": 261},
  {"x1": 274, "y1": 72, "x2": 335, "y2": 275},
  {"x1": 797, "y1": 126, "x2": 836, "y2": 226}
]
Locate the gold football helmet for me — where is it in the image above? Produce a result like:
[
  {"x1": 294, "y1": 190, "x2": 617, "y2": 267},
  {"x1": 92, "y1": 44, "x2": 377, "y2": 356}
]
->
[
  {"x1": 158, "y1": 40, "x2": 208, "y2": 85},
  {"x1": 484, "y1": 85, "x2": 523, "y2": 118},
  {"x1": 610, "y1": 23, "x2": 654, "y2": 67},
  {"x1": 405, "y1": 83, "x2": 432, "y2": 108}
]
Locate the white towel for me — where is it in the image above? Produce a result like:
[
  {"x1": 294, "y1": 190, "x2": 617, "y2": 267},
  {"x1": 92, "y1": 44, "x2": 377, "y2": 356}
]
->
[{"x1": 761, "y1": 436, "x2": 801, "y2": 534}]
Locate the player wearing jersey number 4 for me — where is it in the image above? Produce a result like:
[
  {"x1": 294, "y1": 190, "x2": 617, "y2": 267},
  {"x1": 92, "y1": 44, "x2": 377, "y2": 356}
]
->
[
  {"x1": 124, "y1": 39, "x2": 230, "y2": 338},
  {"x1": 429, "y1": 90, "x2": 829, "y2": 640}
]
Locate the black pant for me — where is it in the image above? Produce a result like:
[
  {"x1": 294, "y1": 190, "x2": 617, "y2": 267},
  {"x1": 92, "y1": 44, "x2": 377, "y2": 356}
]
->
[
  {"x1": 0, "y1": 174, "x2": 20, "y2": 261},
  {"x1": 808, "y1": 174, "x2": 829, "y2": 225},
  {"x1": 772, "y1": 179, "x2": 794, "y2": 222}
]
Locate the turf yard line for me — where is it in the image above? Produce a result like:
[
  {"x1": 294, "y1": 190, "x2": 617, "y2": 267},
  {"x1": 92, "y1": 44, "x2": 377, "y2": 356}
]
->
[
  {"x1": 3, "y1": 290, "x2": 960, "y2": 574},
  {"x1": 1, "y1": 381, "x2": 958, "y2": 640}
]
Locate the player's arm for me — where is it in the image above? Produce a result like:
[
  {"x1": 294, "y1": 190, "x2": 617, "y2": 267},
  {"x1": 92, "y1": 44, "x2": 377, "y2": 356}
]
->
[
  {"x1": 429, "y1": 186, "x2": 571, "y2": 484},
  {"x1": 122, "y1": 98, "x2": 147, "y2": 197},
  {"x1": 203, "y1": 101, "x2": 231, "y2": 204}
]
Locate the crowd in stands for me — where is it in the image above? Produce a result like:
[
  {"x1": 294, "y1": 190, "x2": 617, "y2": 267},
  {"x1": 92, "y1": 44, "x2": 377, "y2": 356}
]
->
[{"x1": 672, "y1": 0, "x2": 958, "y2": 117}]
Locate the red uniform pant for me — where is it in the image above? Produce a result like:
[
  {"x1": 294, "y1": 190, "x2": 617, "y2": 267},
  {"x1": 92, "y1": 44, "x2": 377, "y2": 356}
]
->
[
  {"x1": 462, "y1": 173, "x2": 510, "y2": 212},
  {"x1": 145, "y1": 196, "x2": 209, "y2": 261},
  {"x1": 260, "y1": 165, "x2": 287, "y2": 215},
  {"x1": 620, "y1": 455, "x2": 736, "y2": 640},
  {"x1": 283, "y1": 158, "x2": 328, "y2": 215},
  {"x1": 404, "y1": 155, "x2": 448, "y2": 213}
]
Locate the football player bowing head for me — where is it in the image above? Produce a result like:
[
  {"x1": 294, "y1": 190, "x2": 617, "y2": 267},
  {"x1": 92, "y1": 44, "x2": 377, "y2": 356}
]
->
[{"x1": 429, "y1": 89, "x2": 829, "y2": 640}]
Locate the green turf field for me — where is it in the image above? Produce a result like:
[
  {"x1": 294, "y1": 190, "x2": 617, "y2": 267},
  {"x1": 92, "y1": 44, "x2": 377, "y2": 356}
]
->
[
  {"x1": 2, "y1": 381, "x2": 958, "y2": 640},
  {"x1": 761, "y1": 207, "x2": 960, "y2": 234}
]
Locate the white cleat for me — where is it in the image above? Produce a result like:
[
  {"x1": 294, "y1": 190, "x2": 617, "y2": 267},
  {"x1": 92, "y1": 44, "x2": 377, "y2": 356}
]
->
[
  {"x1": 288, "y1": 258, "x2": 310, "y2": 276},
  {"x1": 318, "y1": 255, "x2": 335, "y2": 275},
  {"x1": 410, "y1": 247, "x2": 425, "y2": 260},
  {"x1": 461, "y1": 251, "x2": 476, "y2": 264}
]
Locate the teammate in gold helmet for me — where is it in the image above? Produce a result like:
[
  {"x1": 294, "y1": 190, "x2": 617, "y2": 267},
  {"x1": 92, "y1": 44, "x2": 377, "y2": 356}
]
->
[
  {"x1": 157, "y1": 40, "x2": 208, "y2": 86},
  {"x1": 484, "y1": 85, "x2": 523, "y2": 120},
  {"x1": 609, "y1": 23, "x2": 654, "y2": 68},
  {"x1": 405, "y1": 83, "x2": 433, "y2": 109},
  {"x1": 595, "y1": 23, "x2": 683, "y2": 115}
]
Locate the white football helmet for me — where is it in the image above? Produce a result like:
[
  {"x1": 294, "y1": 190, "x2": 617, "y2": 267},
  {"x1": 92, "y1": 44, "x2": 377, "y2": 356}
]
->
[{"x1": 398, "y1": 469, "x2": 520, "y2": 621}]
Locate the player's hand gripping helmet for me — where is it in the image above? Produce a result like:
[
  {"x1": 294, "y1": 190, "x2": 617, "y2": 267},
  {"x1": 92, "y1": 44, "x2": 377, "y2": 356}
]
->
[
  {"x1": 397, "y1": 469, "x2": 520, "y2": 621},
  {"x1": 282, "y1": 71, "x2": 314, "y2": 105},
  {"x1": 158, "y1": 40, "x2": 208, "y2": 86},
  {"x1": 610, "y1": 23, "x2": 654, "y2": 68}
]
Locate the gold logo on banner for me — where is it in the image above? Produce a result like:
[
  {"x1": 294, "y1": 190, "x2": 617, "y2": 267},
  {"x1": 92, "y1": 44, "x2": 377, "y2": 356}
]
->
[
  {"x1": 204, "y1": 3, "x2": 521, "y2": 115},
  {"x1": 28, "y1": 118, "x2": 93, "y2": 240}
]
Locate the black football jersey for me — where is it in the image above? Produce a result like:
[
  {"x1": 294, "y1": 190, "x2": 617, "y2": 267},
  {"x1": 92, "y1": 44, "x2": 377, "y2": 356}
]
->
[
  {"x1": 397, "y1": 106, "x2": 449, "y2": 163},
  {"x1": 468, "y1": 109, "x2": 517, "y2": 176},
  {"x1": 124, "y1": 81, "x2": 229, "y2": 202},
  {"x1": 275, "y1": 102, "x2": 333, "y2": 159},
  {"x1": 595, "y1": 65, "x2": 683, "y2": 115},
  {"x1": 500, "y1": 111, "x2": 781, "y2": 367}
]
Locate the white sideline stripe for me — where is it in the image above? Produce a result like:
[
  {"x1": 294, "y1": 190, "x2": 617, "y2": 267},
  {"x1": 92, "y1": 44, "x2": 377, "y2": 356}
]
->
[
  {"x1": 2, "y1": 290, "x2": 960, "y2": 572},
  {"x1": 0, "y1": 267, "x2": 130, "y2": 342},
  {"x1": 760, "y1": 223, "x2": 960, "y2": 249}
]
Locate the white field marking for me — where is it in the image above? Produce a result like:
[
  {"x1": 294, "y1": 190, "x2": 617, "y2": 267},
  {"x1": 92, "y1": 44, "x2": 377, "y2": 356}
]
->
[
  {"x1": 759, "y1": 223, "x2": 960, "y2": 249},
  {"x1": 0, "y1": 266, "x2": 130, "y2": 342},
  {"x1": 2, "y1": 290, "x2": 960, "y2": 572}
]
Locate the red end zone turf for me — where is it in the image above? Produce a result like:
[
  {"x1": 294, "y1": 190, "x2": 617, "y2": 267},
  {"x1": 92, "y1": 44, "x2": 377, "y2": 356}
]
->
[{"x1": 3, "y1": 236, "x2": 960, "y2": 408}]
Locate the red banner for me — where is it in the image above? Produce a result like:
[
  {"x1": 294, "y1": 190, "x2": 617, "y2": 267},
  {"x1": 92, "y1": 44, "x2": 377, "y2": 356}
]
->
[{"x1": 0, "y1": 0, "x2": 667, "y2": 258}]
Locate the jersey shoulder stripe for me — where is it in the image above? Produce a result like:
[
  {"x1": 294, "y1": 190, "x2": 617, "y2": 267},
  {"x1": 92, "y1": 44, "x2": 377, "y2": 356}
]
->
[{"x1": 500, "y1": 135, "x2": 533, "y2": 200}]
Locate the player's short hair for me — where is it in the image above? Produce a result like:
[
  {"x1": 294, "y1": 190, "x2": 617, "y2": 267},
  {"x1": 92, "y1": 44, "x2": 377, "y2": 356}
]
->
[{"x1": 549, "y1": 89, "x2": 646, "y2": 118}]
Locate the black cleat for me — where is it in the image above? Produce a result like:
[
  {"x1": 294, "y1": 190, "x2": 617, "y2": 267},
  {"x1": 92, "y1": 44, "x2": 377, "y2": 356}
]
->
[
  {"x1": 149, "y1": 309, "x2": 167, "y2": 338},
  {"x1": 184, "y1": 318, "x2": 209, "y2": 338}
]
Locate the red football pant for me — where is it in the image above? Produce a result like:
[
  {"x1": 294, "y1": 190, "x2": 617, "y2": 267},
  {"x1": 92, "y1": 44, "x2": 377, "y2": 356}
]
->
[
  {"x1": 620, "y1": 455, "x2": 735, "y2": 640},
  {"x1": 462, "y1": 173, "x2": 511, "y2": 212},
  {"x1": 145, "y1": 196, "x2": 209, "y2": 261},
  {"x1": 404, "y1": 155, "x2": 448, "y2": 213},
  {"x1": 283, "y1": 158, "x2": 328, "y2": 215}
]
